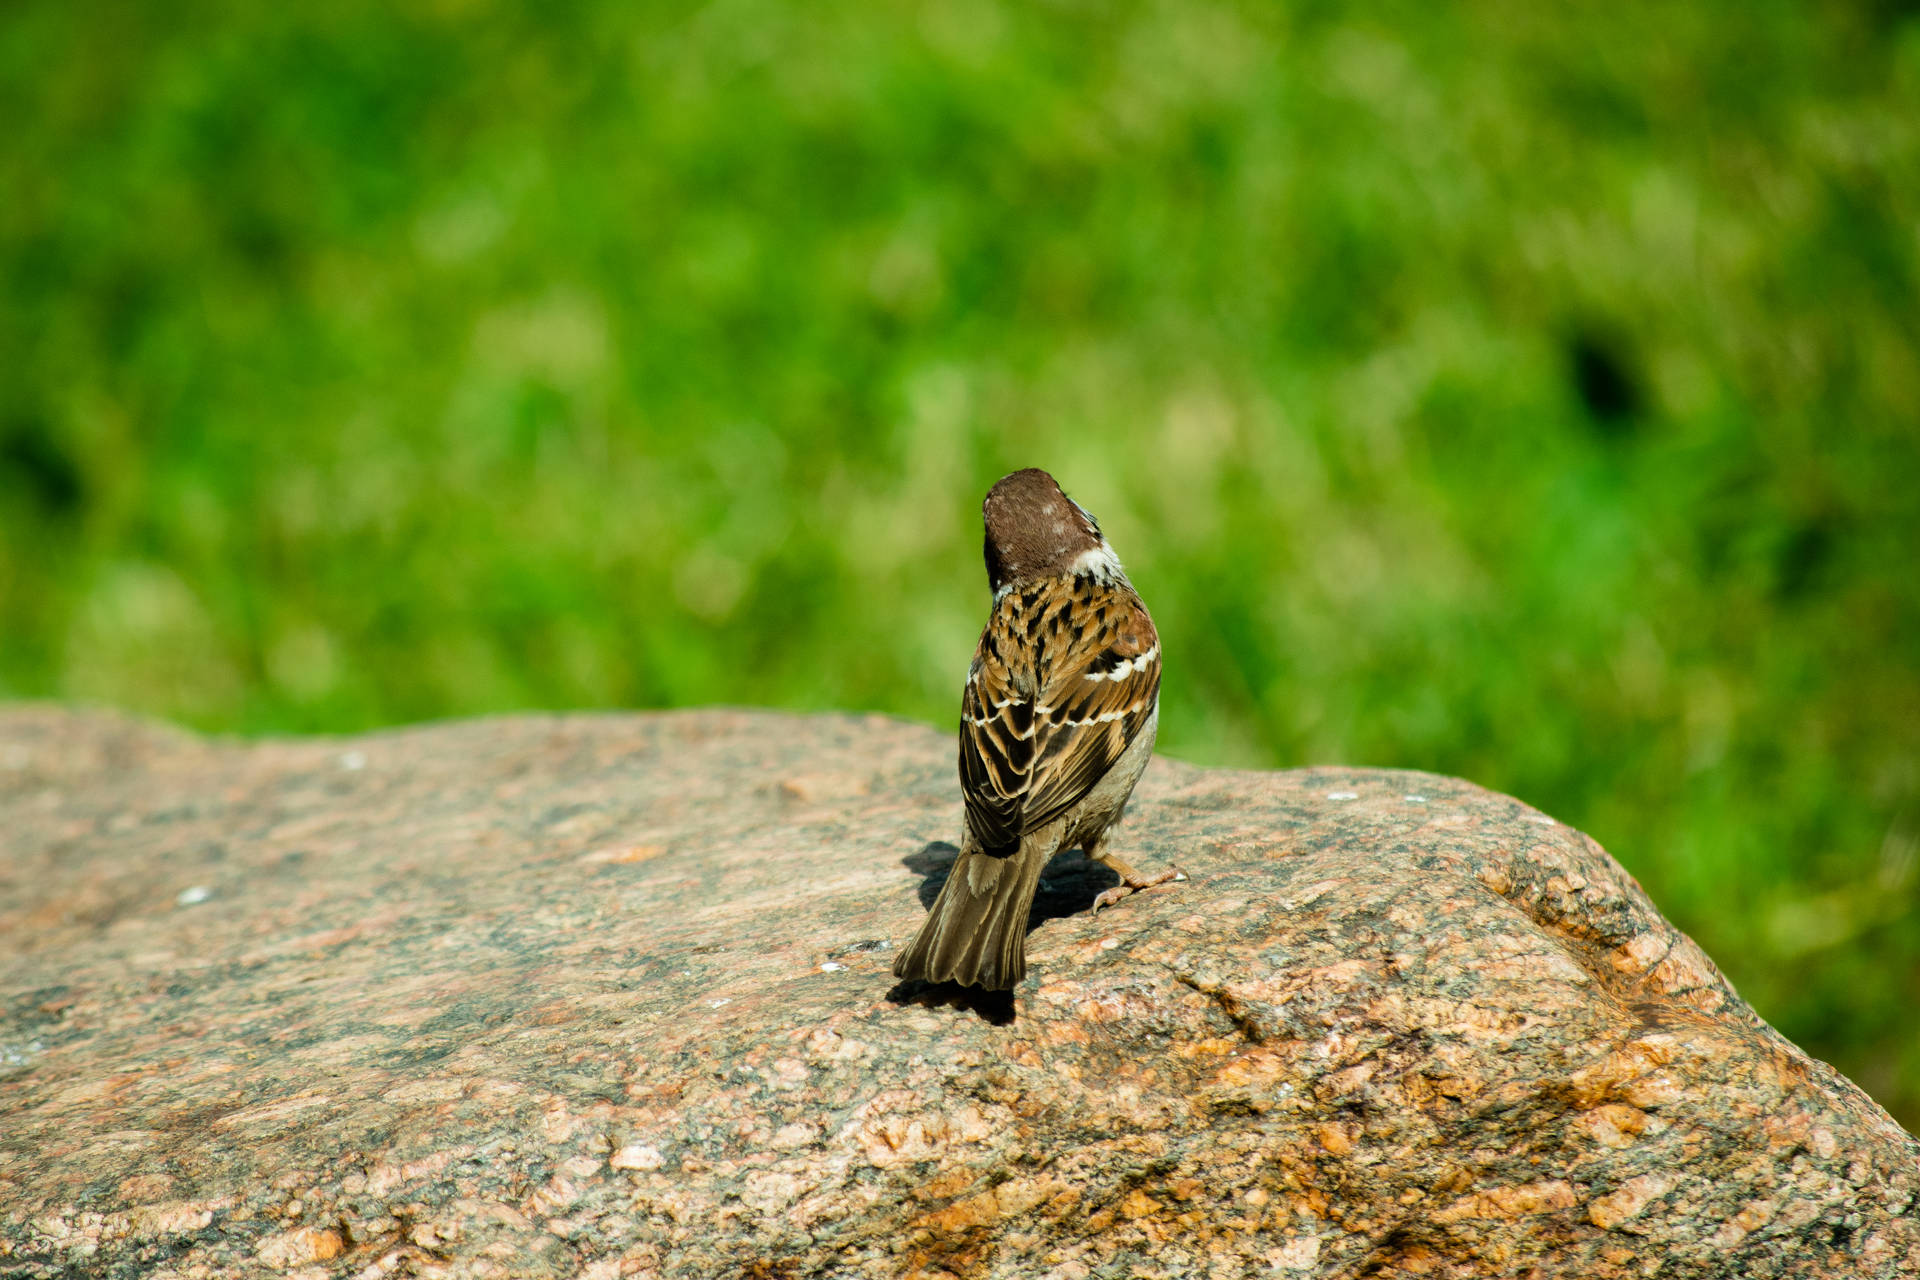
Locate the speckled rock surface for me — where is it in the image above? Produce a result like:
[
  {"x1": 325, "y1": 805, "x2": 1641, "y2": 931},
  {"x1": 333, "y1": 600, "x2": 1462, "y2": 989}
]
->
[{"x1": 0, "y1": 707, "x2": 1914, "y2": 1279}]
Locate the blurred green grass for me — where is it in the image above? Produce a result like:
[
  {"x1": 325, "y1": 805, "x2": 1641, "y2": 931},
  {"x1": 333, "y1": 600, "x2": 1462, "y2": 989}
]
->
[{"x1": 2, "y1": 0, "x2": 1916, "y2": 1125}]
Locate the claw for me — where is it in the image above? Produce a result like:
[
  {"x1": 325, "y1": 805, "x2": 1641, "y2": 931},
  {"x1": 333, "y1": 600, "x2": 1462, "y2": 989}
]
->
[{"x1": 1087, "y1": 865, "x2": 1184, "y2": 915}]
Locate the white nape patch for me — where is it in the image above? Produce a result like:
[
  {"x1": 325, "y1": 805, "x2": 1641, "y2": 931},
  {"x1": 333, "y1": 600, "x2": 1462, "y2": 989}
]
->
[
  {"x1": 994, "y1": 583, "x2": 1014, "y2": 601},
  {"x1": 1068, "y1": 541, "x2": 1123, "y2": 583}
]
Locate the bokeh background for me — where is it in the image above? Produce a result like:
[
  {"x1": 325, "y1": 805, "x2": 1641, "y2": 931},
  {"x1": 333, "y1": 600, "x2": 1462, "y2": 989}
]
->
[{"x1": 3, "y1": 2, "x2": 1917, "y2": 1124}]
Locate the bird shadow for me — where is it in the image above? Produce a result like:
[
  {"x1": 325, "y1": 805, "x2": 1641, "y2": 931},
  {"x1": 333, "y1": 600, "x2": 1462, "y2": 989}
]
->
[
  {"x1": 885, "y1": 841, "x2": 1121, "y2": 1025},
  {"x1": 887, "y1": 977, "x2": 1019, "y2": 1025},
  {"x1": 899, "y1": 840, "x2": 1122, "y2": 926}
]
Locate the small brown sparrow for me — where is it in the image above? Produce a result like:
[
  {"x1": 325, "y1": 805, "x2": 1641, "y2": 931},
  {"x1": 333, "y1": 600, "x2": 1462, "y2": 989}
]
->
[{"x1": 894, "y1": 468, "x2": 1176, "y2": 990}]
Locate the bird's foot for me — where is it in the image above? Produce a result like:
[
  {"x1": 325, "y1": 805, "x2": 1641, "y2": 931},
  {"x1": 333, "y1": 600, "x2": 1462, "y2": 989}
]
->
[{"x1": 1089, "y1": 862, "x2": 1185, "y2": 914}]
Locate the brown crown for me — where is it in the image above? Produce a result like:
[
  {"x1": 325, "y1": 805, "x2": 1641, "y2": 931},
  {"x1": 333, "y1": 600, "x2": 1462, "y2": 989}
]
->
[{"x1": 981, "y1": 469, "x2": 1103, "y2": 591}]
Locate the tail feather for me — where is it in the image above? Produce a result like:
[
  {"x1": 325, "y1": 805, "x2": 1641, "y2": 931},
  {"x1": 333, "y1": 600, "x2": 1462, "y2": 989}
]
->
[{"x1": 894, "y1": 832, "x2": 1056, "y2": 989}]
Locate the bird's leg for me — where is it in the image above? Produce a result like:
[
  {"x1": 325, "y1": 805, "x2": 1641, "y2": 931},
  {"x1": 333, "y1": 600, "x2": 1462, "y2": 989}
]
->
[{"x1": 1085, "y1": 836, "x2": 1182, "y2": 914}]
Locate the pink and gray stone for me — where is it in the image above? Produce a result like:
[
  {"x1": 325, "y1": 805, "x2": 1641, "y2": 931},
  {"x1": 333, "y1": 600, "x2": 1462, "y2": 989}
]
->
[{"x1": 0, "y1": 707, "x2": 1914, "y2": 1278}]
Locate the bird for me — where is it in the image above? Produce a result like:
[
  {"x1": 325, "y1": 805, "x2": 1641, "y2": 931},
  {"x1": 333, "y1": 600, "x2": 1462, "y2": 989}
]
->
[{"x1": 893, "y1": 467, "x2": 1177, "y2": 990}]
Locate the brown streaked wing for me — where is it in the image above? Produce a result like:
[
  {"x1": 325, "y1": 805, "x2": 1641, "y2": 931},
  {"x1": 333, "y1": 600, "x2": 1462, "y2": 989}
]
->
[
  {"x1": 959, "y1": 648, "x2": 1028, "y2": 851},
  {"x1": 957, "y1": 581, "x2": 1159, "y2": 850},
  {"x1": 1011, "y1": 598, "x2": 1160, "y2": 838}
]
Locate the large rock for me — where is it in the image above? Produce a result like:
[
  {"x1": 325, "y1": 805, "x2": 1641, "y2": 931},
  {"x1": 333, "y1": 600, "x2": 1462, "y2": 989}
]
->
[{"x1": 0, "y1": 707, "x2": 1913, "y2": 1278}]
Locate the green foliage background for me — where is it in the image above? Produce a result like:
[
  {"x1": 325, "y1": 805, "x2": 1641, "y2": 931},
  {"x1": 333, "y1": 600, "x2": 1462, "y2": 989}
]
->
[{"x1": 3, "y1": 2, "x2": 1917, "y2": 1123}]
